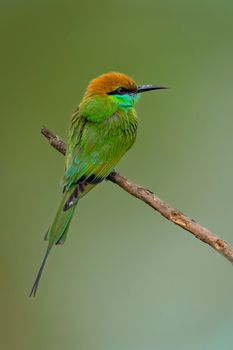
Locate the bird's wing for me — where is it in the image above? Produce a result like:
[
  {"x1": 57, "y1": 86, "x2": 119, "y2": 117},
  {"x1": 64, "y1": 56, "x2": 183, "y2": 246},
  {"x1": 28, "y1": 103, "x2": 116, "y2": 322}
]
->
[{"x1": 63, "y1": 109, "x2": 130, "y2": 191}]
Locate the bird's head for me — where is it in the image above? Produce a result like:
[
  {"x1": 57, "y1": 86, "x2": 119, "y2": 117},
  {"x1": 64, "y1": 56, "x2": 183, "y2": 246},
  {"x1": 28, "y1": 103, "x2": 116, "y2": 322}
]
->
[{"x1": 80, "y1": 72, "x2": 166, "y2": 121}]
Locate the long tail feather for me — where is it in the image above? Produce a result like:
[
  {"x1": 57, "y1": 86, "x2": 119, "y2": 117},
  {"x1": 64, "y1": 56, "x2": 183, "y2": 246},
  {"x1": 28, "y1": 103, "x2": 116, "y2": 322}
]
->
[
  {"x1": 29, "y1": 247, "x2": 51, "y2": 297},
  {"x1": 29, "y1": 189, "x2": 77, "y2": 297}
]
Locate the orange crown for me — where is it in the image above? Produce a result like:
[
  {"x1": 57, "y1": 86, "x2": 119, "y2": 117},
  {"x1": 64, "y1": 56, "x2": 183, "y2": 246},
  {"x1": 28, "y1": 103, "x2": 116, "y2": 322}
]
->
[{"x1": 84, "y1": 72, "x2": 137, "y2": 97}]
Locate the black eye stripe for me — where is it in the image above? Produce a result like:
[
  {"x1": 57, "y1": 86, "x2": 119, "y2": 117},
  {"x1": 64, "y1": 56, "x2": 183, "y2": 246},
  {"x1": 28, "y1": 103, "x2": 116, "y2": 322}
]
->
[{"x1": 108, "y1": 87, "x2": 134, "y2": 95}]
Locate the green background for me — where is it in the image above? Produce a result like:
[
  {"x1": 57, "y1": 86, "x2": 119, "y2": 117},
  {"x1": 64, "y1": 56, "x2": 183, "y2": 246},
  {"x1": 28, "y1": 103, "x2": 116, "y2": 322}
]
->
[{"x1": 1, "y1": 0, "x2": 233, "y2": 349}]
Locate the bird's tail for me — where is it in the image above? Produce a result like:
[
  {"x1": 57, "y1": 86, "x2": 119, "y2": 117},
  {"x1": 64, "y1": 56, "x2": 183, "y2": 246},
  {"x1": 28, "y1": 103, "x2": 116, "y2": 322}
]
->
[{"x1": 29, "y1": 189, "x2": 77, "y2": 297}]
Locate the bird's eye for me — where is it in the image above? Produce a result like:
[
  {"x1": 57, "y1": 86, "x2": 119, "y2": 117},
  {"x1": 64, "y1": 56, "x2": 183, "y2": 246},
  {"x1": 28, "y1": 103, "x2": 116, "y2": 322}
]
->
[
  {"x1": 108, "y1": 87, "x2": 127, "y2": 95},
  {"x1": 116, "y1": 87, "x2": 126, "y2": 95}
]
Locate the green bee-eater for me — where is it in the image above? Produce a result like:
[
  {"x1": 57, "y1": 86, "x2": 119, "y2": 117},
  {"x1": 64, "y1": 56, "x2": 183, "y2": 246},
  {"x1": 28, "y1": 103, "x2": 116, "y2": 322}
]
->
[{"x1": 30, "y1": 72, "x2": 165, "y2": 296}]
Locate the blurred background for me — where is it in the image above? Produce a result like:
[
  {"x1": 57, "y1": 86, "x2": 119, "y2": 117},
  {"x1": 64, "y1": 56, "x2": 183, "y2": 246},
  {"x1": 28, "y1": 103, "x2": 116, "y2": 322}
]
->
[{"x1": 1, "y1": 0, "x2": 233, "y2": 349}]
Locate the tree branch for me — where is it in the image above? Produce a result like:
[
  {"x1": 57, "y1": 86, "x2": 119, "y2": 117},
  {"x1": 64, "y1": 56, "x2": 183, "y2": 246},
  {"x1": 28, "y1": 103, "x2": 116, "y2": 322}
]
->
[{"x1": 41, "y1": 126, "x2": 233, "y2": 263}]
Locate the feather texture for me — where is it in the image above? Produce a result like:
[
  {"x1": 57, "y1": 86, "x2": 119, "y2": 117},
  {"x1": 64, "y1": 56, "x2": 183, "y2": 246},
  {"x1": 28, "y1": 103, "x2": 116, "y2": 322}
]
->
[{"x1": 30, "y1": 72, "x2": 139, "y2": 296}]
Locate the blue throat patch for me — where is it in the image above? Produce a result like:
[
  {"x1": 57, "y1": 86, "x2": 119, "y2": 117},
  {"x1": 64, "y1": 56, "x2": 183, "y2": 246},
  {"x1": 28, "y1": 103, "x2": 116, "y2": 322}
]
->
[{"x1": 114, "y1": 93, "x2": 140, "y2": 109}]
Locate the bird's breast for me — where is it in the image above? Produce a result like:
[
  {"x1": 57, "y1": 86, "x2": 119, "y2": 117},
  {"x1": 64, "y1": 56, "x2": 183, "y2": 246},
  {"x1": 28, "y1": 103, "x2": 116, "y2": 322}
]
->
[
  {"x1": 109, "y1": 109, "x2": 137, "y2": 131},
  {"x1": 104, "y1": 109, "x2": 138, "y2": 150}
]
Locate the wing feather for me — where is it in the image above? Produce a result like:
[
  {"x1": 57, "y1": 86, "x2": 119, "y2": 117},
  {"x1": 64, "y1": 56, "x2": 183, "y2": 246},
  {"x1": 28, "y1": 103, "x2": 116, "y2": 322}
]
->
[{"x1": 63, "y1": 108, "x2": 136, "y2": 191}]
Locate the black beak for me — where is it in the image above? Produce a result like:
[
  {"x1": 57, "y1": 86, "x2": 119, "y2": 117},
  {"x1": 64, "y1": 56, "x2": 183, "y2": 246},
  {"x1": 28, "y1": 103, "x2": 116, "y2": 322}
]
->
[{"x1": 136, "y1": 85, "x2": 167, "y2": 93}]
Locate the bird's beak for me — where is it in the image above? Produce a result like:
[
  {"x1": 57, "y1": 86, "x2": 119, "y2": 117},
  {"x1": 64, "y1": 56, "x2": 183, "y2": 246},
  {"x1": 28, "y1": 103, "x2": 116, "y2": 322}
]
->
[{"x1": 136, "y1": 85, "x2": 167, "y2": 93}]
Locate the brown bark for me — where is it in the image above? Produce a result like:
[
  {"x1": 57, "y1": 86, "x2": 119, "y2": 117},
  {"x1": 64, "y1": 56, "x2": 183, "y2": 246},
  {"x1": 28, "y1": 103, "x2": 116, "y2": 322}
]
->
[{"x1": 41, "y1": 126, "x2": 233, "y2": 263}]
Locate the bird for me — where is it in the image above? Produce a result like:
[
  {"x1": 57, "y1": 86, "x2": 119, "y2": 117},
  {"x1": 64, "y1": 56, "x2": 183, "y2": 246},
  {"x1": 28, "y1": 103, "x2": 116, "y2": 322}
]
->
[{"x1": 29, "y1": 72, "x2": 166, "y2": 296}]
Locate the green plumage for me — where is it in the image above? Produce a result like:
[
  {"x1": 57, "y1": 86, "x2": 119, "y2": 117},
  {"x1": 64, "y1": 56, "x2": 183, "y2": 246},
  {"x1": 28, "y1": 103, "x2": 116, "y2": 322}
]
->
[
  {"x1": 29, "y1": 73, "x2": 139, "y2": 296},
  {"x1": 64, "y1": 106, "x2": 138, "y2": 189},
  {"x1": 29, "y1": 72, "x2": 164, "y2": 296}
]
